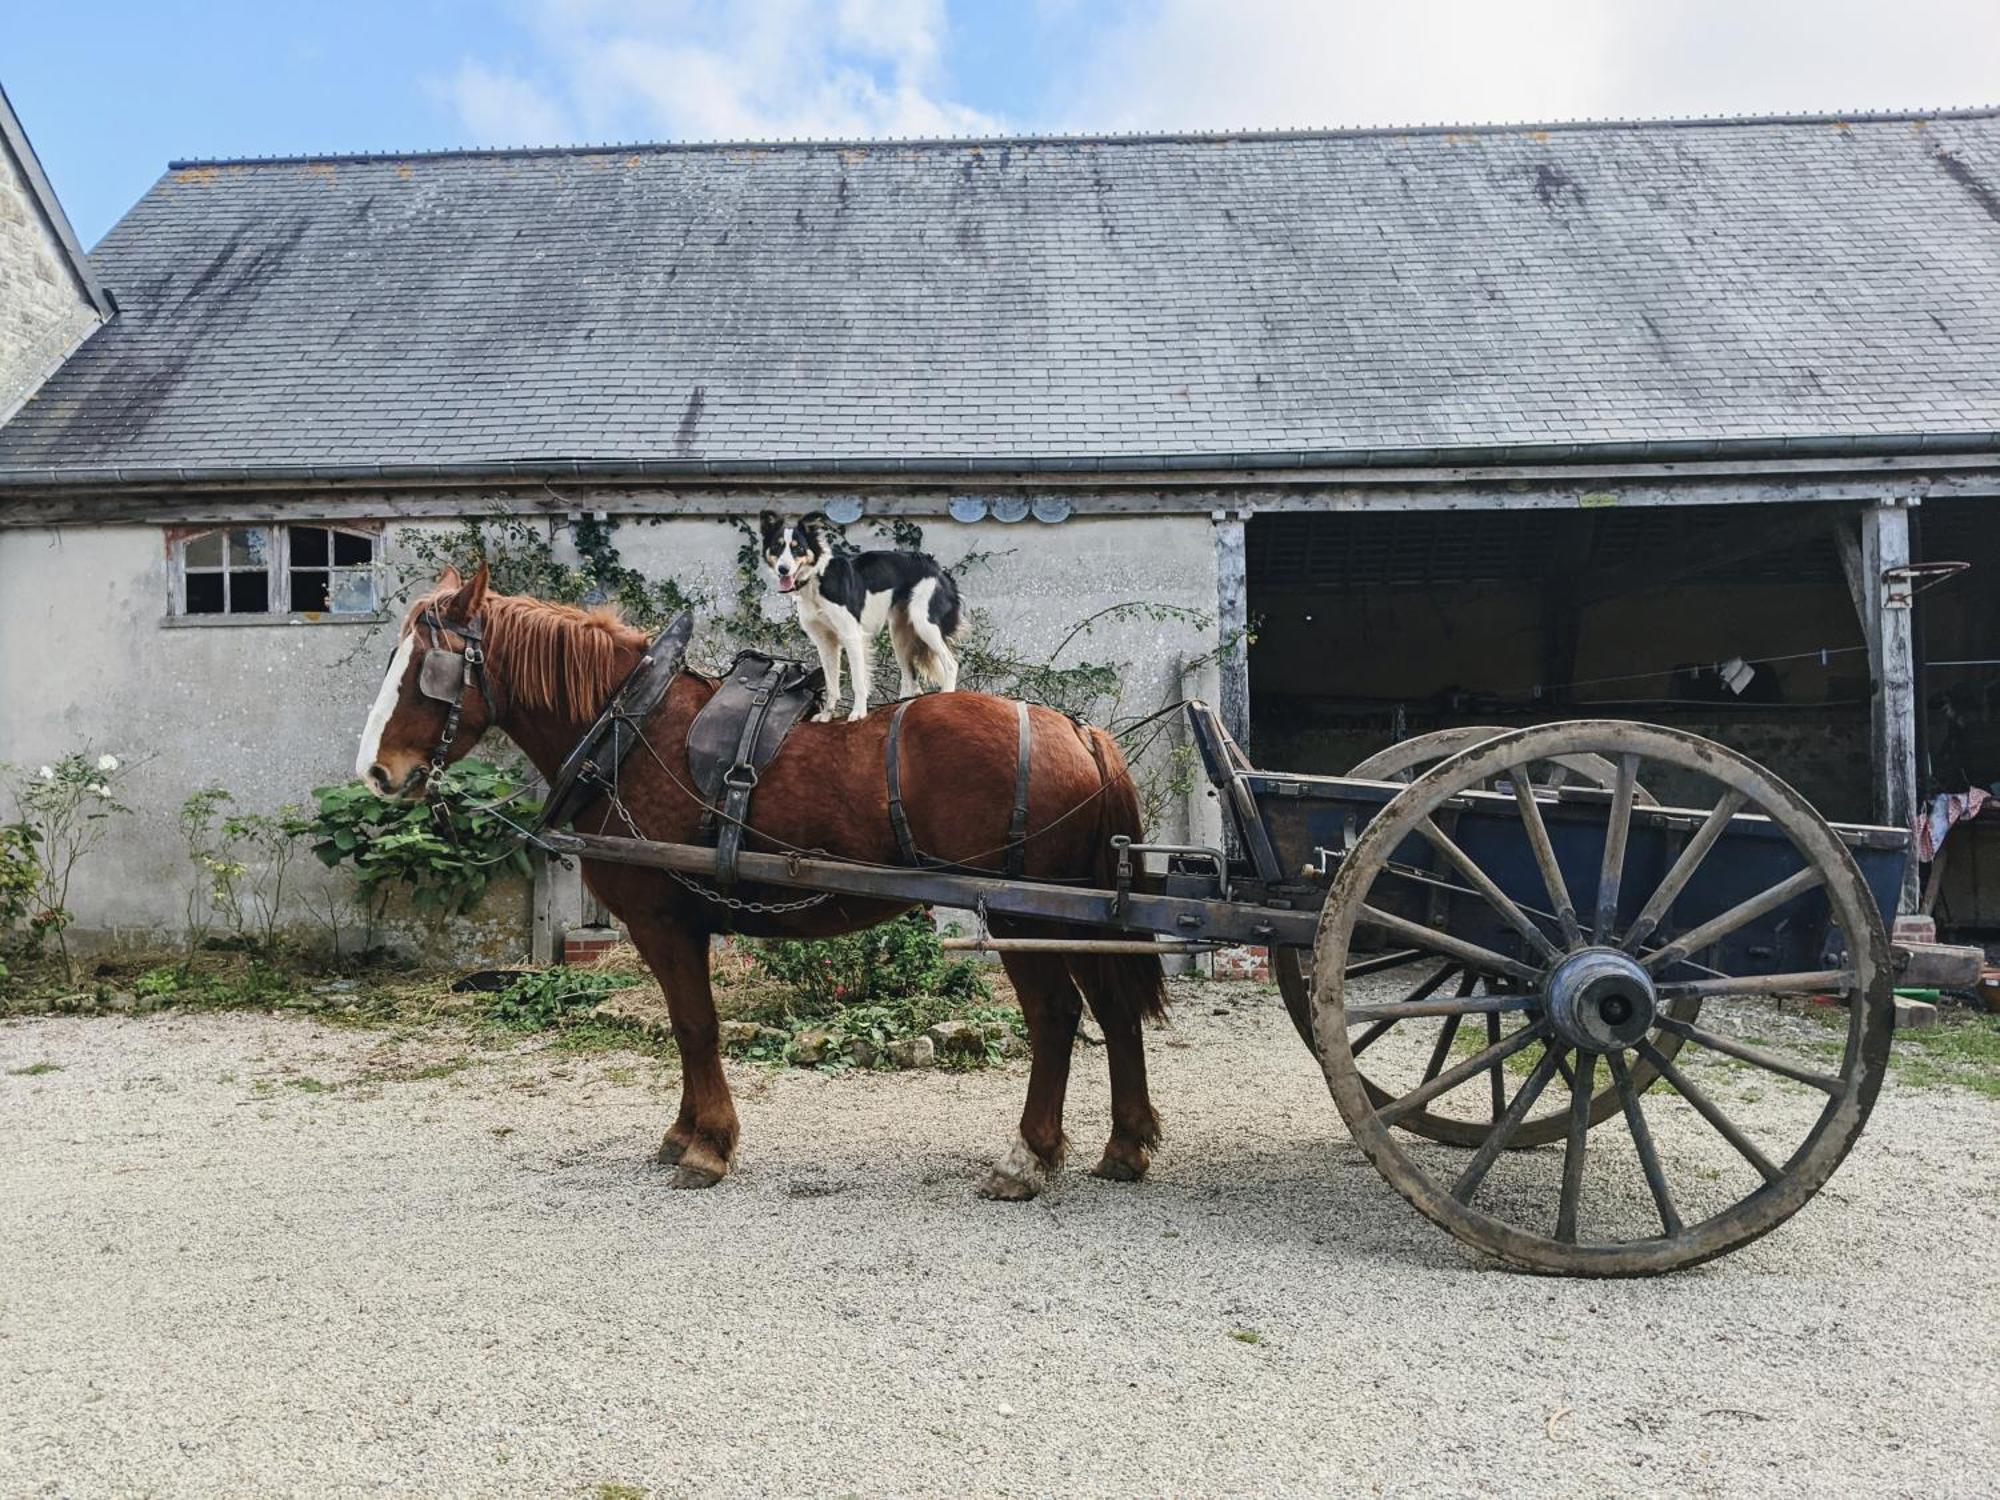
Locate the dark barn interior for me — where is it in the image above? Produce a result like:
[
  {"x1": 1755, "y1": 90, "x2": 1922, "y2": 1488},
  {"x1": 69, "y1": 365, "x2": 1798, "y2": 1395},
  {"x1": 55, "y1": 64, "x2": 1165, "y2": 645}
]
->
[{"x1": 1247, "y1": 501, "x2": 2000, "y2": 834}]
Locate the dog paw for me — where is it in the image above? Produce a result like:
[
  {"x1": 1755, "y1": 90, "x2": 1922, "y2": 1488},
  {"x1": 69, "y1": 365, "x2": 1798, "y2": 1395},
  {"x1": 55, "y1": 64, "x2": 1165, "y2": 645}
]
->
[
  {"x1": 845, "y1": 707, "x2": 868, "y2": 722},
  {"x1": 811, "y1": 710, "x2": 836, "y2": 724}
]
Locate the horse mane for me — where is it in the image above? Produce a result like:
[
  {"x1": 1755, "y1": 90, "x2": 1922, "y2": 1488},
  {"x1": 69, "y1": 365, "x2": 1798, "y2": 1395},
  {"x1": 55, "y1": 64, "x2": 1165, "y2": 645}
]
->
[{"x1": 471, "y1": 591, "x2": 648, "y2": 718}]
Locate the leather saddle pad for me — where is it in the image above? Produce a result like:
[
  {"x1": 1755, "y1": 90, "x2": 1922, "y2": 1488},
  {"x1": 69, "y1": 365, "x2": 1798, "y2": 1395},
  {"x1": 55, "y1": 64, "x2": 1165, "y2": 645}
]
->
[
  {"x1": 538, "y1": 613, "x2": 693, "y2": 831},
  {"x1": 686, "y1": 650, "x2": 825, "y2": 812}
]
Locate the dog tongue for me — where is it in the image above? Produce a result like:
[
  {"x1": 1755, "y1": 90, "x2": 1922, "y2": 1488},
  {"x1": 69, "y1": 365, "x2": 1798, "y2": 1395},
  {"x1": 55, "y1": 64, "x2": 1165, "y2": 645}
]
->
[{"x1": 777, "y1": 576, "x2": 796, "y2": 593}]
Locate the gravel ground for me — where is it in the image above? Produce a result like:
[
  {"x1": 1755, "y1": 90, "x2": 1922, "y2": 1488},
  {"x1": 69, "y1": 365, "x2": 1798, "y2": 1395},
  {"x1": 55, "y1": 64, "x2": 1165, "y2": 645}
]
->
[{"x1": 3, "y1": 980, "x2": 1998, "y2": 1499}]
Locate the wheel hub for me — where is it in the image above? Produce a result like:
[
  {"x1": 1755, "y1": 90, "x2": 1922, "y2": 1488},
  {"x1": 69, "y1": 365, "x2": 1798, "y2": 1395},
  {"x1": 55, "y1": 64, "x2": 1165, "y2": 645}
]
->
[{"x1": 1543, "y1": 947, "x2": 1657, "y2": 1053}]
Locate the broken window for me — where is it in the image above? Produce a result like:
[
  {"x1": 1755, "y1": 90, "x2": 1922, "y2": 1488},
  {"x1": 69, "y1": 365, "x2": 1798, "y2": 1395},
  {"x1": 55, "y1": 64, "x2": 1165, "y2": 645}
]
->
[{"x1": 170, "y1": 524, "x2": 380, "y2": 619}]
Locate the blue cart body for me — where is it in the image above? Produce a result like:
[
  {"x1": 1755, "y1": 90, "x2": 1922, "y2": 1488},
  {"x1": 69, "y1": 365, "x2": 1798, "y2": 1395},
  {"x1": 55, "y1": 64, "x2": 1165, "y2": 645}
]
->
[{"x1": 1244, "y1": 769, "x2": 1907, "y2": 979}]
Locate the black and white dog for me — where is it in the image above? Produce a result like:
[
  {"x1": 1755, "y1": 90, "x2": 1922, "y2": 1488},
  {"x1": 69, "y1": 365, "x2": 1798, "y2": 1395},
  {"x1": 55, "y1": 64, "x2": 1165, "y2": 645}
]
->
[{"x1": 759, "y1": 511, "x2": 963, "y2": 722}]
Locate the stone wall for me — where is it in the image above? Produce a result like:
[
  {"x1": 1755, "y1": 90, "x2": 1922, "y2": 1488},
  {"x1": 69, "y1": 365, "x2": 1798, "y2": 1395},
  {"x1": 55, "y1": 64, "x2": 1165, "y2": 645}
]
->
[
  {"x1": 0, "y1": 132, "x2": 100, "y2": 419},
  {"x1": 0, "y1": 509, "x2": 1223, "y2": 950}
]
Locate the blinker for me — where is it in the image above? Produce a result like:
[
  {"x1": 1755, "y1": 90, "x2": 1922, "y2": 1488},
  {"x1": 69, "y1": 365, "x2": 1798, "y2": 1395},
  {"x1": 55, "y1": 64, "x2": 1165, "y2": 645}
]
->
[{"x1": 419, "y1": 648, "x2": 466, "y2": 703}]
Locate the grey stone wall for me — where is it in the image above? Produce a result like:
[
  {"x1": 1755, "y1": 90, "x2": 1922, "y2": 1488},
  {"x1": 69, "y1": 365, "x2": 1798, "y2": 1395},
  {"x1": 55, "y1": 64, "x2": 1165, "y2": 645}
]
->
[
  {"x1": 0, "y1": 135, "x2": 100, "y2": 420},
  {"x1": 0, "y1": 509, "x2": 1223, "y2": 949}
]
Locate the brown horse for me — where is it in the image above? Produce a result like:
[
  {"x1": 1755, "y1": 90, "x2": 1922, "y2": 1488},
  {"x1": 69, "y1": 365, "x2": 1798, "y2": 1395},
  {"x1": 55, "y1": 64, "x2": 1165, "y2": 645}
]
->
[{"x1": 356, "y1": 564, "x2": 1167, "y2": 1197}]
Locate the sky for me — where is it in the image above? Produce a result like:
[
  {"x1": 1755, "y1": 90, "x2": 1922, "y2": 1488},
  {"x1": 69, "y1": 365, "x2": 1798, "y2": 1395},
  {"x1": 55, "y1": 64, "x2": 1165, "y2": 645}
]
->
[{"x1": 9, "y1": 0, "x2": 2000, "y2": 247}]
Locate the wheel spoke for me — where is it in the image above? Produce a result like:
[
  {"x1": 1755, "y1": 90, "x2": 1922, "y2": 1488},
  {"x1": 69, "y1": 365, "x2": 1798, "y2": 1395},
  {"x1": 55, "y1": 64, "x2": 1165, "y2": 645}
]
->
[
  {"x1": 1452, "y1": 1044, "x2": 1566, "y2": 1205},
  {"x1": 1512, "y1": 780, "x2": 1581, "y2": 947},
  {"x1": 1486, "y1": 1010, "x2": 1505, "y2": 1120},
  {"x1": 1653, "y1": 1016, "x2": 1844, "y2": 1093},
  {"x1": 1556, "y1": 1051, "x2": 1597, "y2": 1242},
  {"x1": 1374, "y1": 1020, "x2": 1548, "y2": 1126},
  {"x1": 1356, "y1": 904, "x2": 1540, "y2": 985},
  {"x1": 1656, "y1": 969, "x2": 1855, "y2": 1001},
  {"x1": 1621, "y1": 790, "x2": 1747, "y2": 952},
  {"x1": 1343, "y1": 994, "x2": 1536, "y2": 1025},
  {"x1": 1635, "y1": 1039, "x2": 1782, "y2": 1183},
  {"x1": 1640, "y1": 867, "x2": 1826, "y2": 976},
  {"x1": 1592, "y1": 754, "x2": 1639, "y2": 941},
  {"x1": 1607, "y1": 1049, "x2": 1682, "y2": 1236},
  {"x1": 1417, "y1": 817, "x2": 1563, "y2": 962}
]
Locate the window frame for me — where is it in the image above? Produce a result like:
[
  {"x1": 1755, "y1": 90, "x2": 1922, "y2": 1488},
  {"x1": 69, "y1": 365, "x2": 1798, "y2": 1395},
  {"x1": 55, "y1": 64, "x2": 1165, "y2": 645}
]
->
[{"x1": 164, "y1": 522, "x2": 387, "y2": 626}]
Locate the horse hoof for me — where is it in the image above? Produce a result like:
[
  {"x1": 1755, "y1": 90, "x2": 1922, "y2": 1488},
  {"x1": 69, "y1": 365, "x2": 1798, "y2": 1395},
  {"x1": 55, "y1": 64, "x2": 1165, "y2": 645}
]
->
[
  {"x1": 1092, "y1": 1151, "x2": 1147, "y2": 1183},
  {"x1": 978, "y1": 1167, "x2": 1041, "y2": 1202},
  {"x1": 978, "y1": 1134, "x2": 1053, "y2": 1201},
  {"x1": 657, "y1": 1134, "x2": 688, "y2": 1165},
  {"x1": 671, "y1": 1164, "x2": 724, "y2": 1190}
]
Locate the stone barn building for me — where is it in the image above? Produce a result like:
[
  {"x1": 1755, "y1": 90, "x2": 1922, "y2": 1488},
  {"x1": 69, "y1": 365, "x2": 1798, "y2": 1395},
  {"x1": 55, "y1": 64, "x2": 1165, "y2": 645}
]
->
[{"x1": 5, "y1": 91, "x2": 2000, "y2": 950}]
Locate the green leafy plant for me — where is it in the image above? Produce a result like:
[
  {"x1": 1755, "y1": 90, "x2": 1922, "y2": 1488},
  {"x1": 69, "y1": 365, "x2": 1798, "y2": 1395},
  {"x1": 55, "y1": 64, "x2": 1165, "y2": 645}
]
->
[
  {"x1": 178, "y1": 787, "x2": 244, "y2": 959},
  {"x1": 486, "y1": 966, "x2": 640, "y2": 1030},
  {"x1": 6, "y1": 752, "x2": 130, "y2": 980},
  {"x1": 748, "y1": 912, "x2": 989, "y2": 1013},
  {"x1": 302, "y1": 759, "x2": 541, "y2": 934},
  {"x1": 395, "y1": 518, "x2": 705, "y2": 631},
  {"x1": 0, "y1": 821, "x2": 39, "y2": 940}
]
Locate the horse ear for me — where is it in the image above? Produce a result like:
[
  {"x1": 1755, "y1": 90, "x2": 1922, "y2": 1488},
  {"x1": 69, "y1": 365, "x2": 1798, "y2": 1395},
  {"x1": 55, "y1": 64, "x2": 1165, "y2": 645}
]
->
[
  {"x1": 445, "y1": 561, "x2": 490, "y2": 618},
  {"x1": 437, "y1": 564, "x2": 464, "y2": 591}
]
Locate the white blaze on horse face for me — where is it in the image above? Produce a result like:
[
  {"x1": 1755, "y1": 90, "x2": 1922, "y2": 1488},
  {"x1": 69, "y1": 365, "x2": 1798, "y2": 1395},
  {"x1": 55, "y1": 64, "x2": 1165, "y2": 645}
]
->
[{"x1": 355, "y1": 633, "x2": 416, "y2": 784}]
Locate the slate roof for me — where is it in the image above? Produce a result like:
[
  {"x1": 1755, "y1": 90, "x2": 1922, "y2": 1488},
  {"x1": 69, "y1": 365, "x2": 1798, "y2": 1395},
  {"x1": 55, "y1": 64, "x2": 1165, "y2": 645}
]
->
[{"x1": 5, "y1": 110, "x2": 2000, "y2": 485}]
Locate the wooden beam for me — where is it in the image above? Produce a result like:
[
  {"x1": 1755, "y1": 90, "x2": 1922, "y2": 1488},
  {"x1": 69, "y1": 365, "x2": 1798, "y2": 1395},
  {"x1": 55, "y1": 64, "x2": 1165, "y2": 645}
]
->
[
  {"x1": 11, "y1": 468, "x2": 2000, "y2": 529},
  {"x1": 1214, "y1": 510, "x2": 1250, "y2": 744},
  {"x1": 1845, "y1": 501, "x2": 1920, "y2": 911}
]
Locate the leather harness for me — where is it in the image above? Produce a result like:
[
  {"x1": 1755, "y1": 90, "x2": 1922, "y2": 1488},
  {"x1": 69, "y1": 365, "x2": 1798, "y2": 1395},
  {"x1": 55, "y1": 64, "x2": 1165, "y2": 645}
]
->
[
  {"x1": 885, "y1": 696, "x2": 1033, "y2": 877},
  {"x1": 438, "y1": 605, "x2": 1040, "y2": 882},
  {"x1": 687, "y1": 652, "x2": 824, "y2": 886}
]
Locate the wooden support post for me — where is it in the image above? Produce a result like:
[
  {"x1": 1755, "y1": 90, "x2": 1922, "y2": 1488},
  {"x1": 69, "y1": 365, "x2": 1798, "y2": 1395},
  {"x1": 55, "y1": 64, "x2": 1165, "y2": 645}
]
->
[
  {"x1": 530, "y1": 851, "x2": 585, "y2": 965},
  {"x1": 1214, "y1": 510, "x2": 1250, "y2": 745},
  {"x1": 1835, "y1": 500, "x2": 1920, "y2": 911}
]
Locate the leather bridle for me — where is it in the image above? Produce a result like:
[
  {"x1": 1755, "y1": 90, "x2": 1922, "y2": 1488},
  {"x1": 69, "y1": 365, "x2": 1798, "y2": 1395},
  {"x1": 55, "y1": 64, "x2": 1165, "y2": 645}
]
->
[{"x1": 411, "y1": 607, "x2": 502, "y2": 781}]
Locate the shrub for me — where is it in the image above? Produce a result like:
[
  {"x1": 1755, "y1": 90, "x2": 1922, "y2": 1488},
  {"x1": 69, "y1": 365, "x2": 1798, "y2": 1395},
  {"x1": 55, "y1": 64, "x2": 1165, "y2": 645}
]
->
[
  {"x1": 748, "y1": 912, "x2": 988, "y2": 1014},
  {"x1": 302, "y1": 758, "x2": 540, "y2": 926},
  {"x1": 6, "y1": 752, "x2": 130, "y2": 979},
  {"x1": 486, "y1": 967, "x2": 639, "y2": 1030}
]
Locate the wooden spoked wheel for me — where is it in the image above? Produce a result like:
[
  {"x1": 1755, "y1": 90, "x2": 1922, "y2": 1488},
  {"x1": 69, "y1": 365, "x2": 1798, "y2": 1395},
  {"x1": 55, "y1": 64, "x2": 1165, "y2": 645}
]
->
[
  {"x1": 1274, "y1": 727, "x2": 1666, "y2": 1149},
  {"x1": 1347, "y1": 726, "x2": 1659, "y2": 795},
  {"x1": 1312, "y1": 721, "x2": 1892, "y2": 1276}
]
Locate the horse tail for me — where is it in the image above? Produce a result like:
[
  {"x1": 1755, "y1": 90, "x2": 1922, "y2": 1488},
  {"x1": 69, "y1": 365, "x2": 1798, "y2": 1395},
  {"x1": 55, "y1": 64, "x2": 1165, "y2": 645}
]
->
[{"x1": 1075, "y1": 724, "x2": 1168, "y2": 1024}]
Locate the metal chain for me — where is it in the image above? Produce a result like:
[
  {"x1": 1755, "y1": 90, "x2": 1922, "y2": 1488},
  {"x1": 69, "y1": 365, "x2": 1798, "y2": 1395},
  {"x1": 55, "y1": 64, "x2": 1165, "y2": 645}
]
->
[
  {"x1": 664, "y1": 866, "x2": 834, "y2": 914},
  {"x1": 601, "y1": 778, "x2": 832, "y2": 915}
]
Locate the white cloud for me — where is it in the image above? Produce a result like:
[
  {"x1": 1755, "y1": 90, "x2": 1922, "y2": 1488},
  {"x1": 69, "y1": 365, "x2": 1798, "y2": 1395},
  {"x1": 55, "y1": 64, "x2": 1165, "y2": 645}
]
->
[
  {"x1": 436, "y1": 0, "x2": 2000, "y2": 151},
  {"x1": 1045, "y1": 0, "x2": 2000, "y2": 134},
  {"x1": 437, "y1": 0, "x2": 1001, "y2": 146},
  {"x1": 437, "y1": 60, "x2": 578, "y2": 146}
]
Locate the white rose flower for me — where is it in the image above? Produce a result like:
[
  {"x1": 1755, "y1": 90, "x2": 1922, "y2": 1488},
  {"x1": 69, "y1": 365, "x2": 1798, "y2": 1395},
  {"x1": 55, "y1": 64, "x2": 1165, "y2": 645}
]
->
[
  {"x1": 97, "y1": 754, "x2": 119, "y2": 772},
  {"x1": 89, "y1": 783, "x2": 108, "y2": 795},
  {"x1": 38, "y1": 766, "x2": 53, "y2": 780}
]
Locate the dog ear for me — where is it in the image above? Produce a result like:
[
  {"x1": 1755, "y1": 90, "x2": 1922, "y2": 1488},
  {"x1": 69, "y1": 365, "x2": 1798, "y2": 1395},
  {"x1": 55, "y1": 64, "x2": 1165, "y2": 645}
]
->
[
  {"x1": 758, "y1": 510, "x2": 782, "y2": 544},
  {"x1": 800, "y1": 512, "x2": 835, "y2": 552}
]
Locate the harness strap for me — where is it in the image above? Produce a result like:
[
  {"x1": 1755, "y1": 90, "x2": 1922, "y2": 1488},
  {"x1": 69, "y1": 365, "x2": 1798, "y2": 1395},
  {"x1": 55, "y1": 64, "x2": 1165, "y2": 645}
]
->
[
  {"x1": 713, "y1": 660, "x2": 786, "y2": 888},
  {"x1": 1004, "y1": 699, "x2": 1032, "y2": 879},
  {"x1": 883, "y1": 697, "x2": 1034, "y2": 875},
  {"x1": 884, "y1": 699, "x2": 921, "y2": 866}
]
